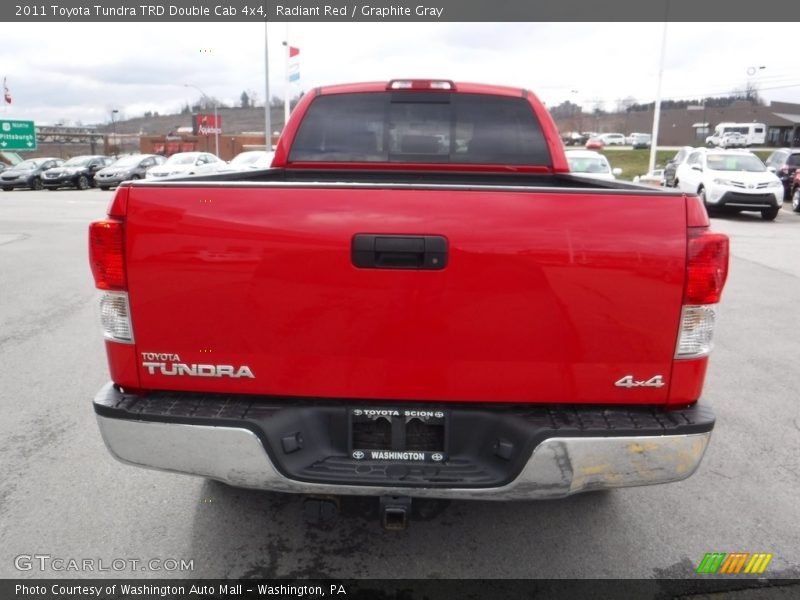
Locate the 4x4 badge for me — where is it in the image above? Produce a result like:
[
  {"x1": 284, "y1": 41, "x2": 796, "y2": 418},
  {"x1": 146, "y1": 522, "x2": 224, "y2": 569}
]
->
[{"x1": 615, "y1": 375, "x2": 665, "y2": 388}]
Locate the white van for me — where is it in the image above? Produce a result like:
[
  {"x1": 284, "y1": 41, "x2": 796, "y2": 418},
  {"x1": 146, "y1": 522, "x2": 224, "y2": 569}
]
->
[{"x1": 705, "y1": 122, "x2": 766, "y2": 147}]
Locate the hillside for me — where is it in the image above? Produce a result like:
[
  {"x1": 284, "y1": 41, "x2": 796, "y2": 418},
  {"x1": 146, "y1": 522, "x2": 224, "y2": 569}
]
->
[{"x1": 98, "y1": 105, "x2": 288, "y2": 136}]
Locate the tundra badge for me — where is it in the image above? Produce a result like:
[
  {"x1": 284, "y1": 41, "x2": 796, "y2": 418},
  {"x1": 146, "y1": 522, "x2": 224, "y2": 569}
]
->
[{"x1": 141, "y1": 352, "x2": 255, "y2": 379}]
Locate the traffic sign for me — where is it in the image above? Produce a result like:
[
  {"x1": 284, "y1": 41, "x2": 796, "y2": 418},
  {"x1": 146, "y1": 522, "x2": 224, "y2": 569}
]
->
[{"x1": 0, "y1": 119, "x2": 37, "y2": 151}]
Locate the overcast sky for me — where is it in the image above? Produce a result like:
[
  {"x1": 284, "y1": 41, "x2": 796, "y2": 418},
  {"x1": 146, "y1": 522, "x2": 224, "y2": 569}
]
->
[{"x1": 2, "y1": 22, "x2": 799, "y2": 127}]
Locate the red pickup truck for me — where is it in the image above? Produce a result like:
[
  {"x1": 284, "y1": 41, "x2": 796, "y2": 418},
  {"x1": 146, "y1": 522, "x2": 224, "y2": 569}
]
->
[{"x1": 90, "y1": 80, "x2": 728, "y2": 528}]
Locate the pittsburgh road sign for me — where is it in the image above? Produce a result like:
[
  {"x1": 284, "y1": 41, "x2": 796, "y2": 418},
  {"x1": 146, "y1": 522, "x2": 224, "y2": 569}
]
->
[{"x1": 0, "y1": 119, "x2": 37, "y2": 151}]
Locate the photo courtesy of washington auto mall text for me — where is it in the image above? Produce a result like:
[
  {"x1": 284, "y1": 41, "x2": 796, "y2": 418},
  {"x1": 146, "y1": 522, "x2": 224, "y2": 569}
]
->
[{"x1": 14, "y1": 583, "x2": 346, "y2": 598}]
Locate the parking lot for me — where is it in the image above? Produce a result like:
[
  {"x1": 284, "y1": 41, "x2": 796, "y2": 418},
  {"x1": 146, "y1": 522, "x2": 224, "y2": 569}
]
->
[{"x1": 1, "y1": 188, "x2": 799, "y2": 580}]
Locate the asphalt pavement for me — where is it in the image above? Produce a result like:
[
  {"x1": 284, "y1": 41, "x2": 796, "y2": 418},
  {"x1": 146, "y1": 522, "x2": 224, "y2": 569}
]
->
[{"x1": 1, "y1": 188, "x2": 799, "y2": 580}]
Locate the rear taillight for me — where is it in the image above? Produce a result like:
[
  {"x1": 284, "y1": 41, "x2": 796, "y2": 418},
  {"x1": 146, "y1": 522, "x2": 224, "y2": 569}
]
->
[
  {"x1": 89, "y1": 219, "x2": 126, "y2": 290},
  {"x1": 684, "y1": 228, "x2": 729, "y2": 305},
  {"x1": 676, "y1": 227, "x2": 729, "y2": 359},
  {"x1": 90, "y1": 218, "x2": 133, "y2": 343}
]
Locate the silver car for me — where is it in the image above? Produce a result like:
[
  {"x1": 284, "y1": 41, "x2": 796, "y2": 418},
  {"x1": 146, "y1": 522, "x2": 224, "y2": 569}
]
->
[{"x1": 95, "y1": 154, "x2": 165, "y2": 190}]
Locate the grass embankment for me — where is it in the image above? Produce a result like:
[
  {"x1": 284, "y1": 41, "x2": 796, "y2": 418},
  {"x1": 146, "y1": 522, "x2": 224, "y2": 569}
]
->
[
  {"x1": 600, "y1": 149, "x2": 674, "y2": 181},
  {"x1": 601, "y1": 148, "x2": 774, "y2": 182}
]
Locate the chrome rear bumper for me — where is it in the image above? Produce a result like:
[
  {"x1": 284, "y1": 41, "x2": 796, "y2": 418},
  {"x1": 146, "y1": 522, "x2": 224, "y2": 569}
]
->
[{"x1": 96, "y1": 414, "x2": 711, "y2": 501}]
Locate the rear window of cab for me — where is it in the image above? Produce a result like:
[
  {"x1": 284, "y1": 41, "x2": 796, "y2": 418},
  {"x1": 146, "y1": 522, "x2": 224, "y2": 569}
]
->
[{"x1": 289, "y1": 92, "x2": 551, "y2": 166}]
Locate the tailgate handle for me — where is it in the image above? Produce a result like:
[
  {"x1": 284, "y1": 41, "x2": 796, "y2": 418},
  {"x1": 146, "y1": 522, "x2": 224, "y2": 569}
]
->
[{"x1": 352, "y1": 235, "x2": 447, "y2": 270}]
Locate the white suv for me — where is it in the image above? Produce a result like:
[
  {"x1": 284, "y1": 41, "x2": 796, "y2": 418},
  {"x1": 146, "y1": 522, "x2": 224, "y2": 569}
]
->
[{"x1": 675, "y1": 149, "x2": 783, "y2": 221}]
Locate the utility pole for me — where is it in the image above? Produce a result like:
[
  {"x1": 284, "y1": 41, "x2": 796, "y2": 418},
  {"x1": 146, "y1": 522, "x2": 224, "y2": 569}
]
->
[
  {"x1": 111, "y1": 109, "x2": 119, "y2": 158},
  {"x1": 648, "y1": 13, "x2": 669, "y2": 175},
  {"x1": 746, "y1": 65, "x2": 766, "y2": 104},
  {"x1": 264, "y1": 22, "x2": 272, "y2": 150},
  {"x1": 184, "y1": 83, "x2": 219, "y2": 156}
]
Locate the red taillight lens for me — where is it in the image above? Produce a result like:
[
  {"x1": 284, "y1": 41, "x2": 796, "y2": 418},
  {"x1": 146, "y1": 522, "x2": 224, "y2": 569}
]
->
[
  {"x1": 685, "y1": 228, "x2": 729, "y2": 304},
  {"x1": 89, "y1": 219, "x2": 126, "y2": 290}
]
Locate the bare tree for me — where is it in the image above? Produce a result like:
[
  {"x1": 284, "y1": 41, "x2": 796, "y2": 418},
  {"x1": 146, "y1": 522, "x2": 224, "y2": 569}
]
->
[
  {"x1": 615, "y1": 96, "x2": 637, "y2": 113},
  {"x1": 549, "y1": 100, "x2": 582, "y2": 119},
  {"x1": 731, "y1": 81, "x2": 764, "y2": 105}
]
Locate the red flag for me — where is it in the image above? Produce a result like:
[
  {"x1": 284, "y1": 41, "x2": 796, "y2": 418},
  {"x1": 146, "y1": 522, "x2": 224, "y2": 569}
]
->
[
  {"x1": 289, "y1": 46, "x2": 299, "y2": 58},
  {"x1": 3, "y1": 78, "x2": 11, "y2": 105}
]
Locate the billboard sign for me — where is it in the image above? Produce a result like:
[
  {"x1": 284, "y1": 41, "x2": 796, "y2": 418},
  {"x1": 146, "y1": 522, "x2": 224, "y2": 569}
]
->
[{"x1": 192, "y1": 113, "x2": 222, "y2": 136}]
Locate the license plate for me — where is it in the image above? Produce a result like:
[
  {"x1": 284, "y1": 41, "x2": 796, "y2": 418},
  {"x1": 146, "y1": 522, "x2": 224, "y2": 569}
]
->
[{"x1": 349, "y1": 407, "x2": 447, "y2": 463}]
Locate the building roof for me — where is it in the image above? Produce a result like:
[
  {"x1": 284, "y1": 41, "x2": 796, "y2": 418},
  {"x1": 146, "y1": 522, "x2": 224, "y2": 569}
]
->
[{"x1": 772, "y1": 113, "x2": 800, "y2": 125}]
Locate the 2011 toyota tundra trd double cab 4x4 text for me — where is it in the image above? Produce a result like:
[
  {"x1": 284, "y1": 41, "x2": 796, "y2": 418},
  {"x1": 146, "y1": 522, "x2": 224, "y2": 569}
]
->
[{"x1": 89, "y1": 80, "x2": 729, "y2": 528}]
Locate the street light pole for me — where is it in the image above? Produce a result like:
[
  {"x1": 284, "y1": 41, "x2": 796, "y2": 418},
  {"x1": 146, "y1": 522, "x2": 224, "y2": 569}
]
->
[
  {"x1": 212, "y1": 100, "x2": 219, "y2": 156},
  {"x1": 184, "y1": 83, "x2": 219, "y2": 157},
  {"x1": 111, "y1": 109, "x2": 119, "y2": 158},
  {"x1": 55, "y1": 122, "x2": 63, "y2": 158}
]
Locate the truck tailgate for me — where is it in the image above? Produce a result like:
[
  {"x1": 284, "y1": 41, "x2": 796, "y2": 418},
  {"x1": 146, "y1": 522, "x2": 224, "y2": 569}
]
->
[{"x1": 124, "y1": 184, "x2": 686, "y2": 404}]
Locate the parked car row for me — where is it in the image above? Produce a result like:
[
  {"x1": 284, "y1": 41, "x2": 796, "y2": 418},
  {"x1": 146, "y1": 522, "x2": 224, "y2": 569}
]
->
[
  {"x1": 2, "y1": 157, "x2": 65, "y2": 190},
  {"x1": 146, "y1": 150, "x2": 275, "y2": 178},
  {"x1": 561, "y1": 131, "x2": 653, "y2": 150},
  {"x1": 0, "y1": 150, "x2": 276, "y2": 192},
  {"x1": 581, "y1": 133, "x2": 627, "y2": 149},
  {"x1": 42, "y1": 155, "x2": 115, "y2": 189}
]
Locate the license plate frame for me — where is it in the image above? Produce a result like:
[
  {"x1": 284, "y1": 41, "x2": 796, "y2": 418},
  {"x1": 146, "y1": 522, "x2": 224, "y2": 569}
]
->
[{"x1": 348, "y1": 407, "x2": 448, "y2": 463}]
